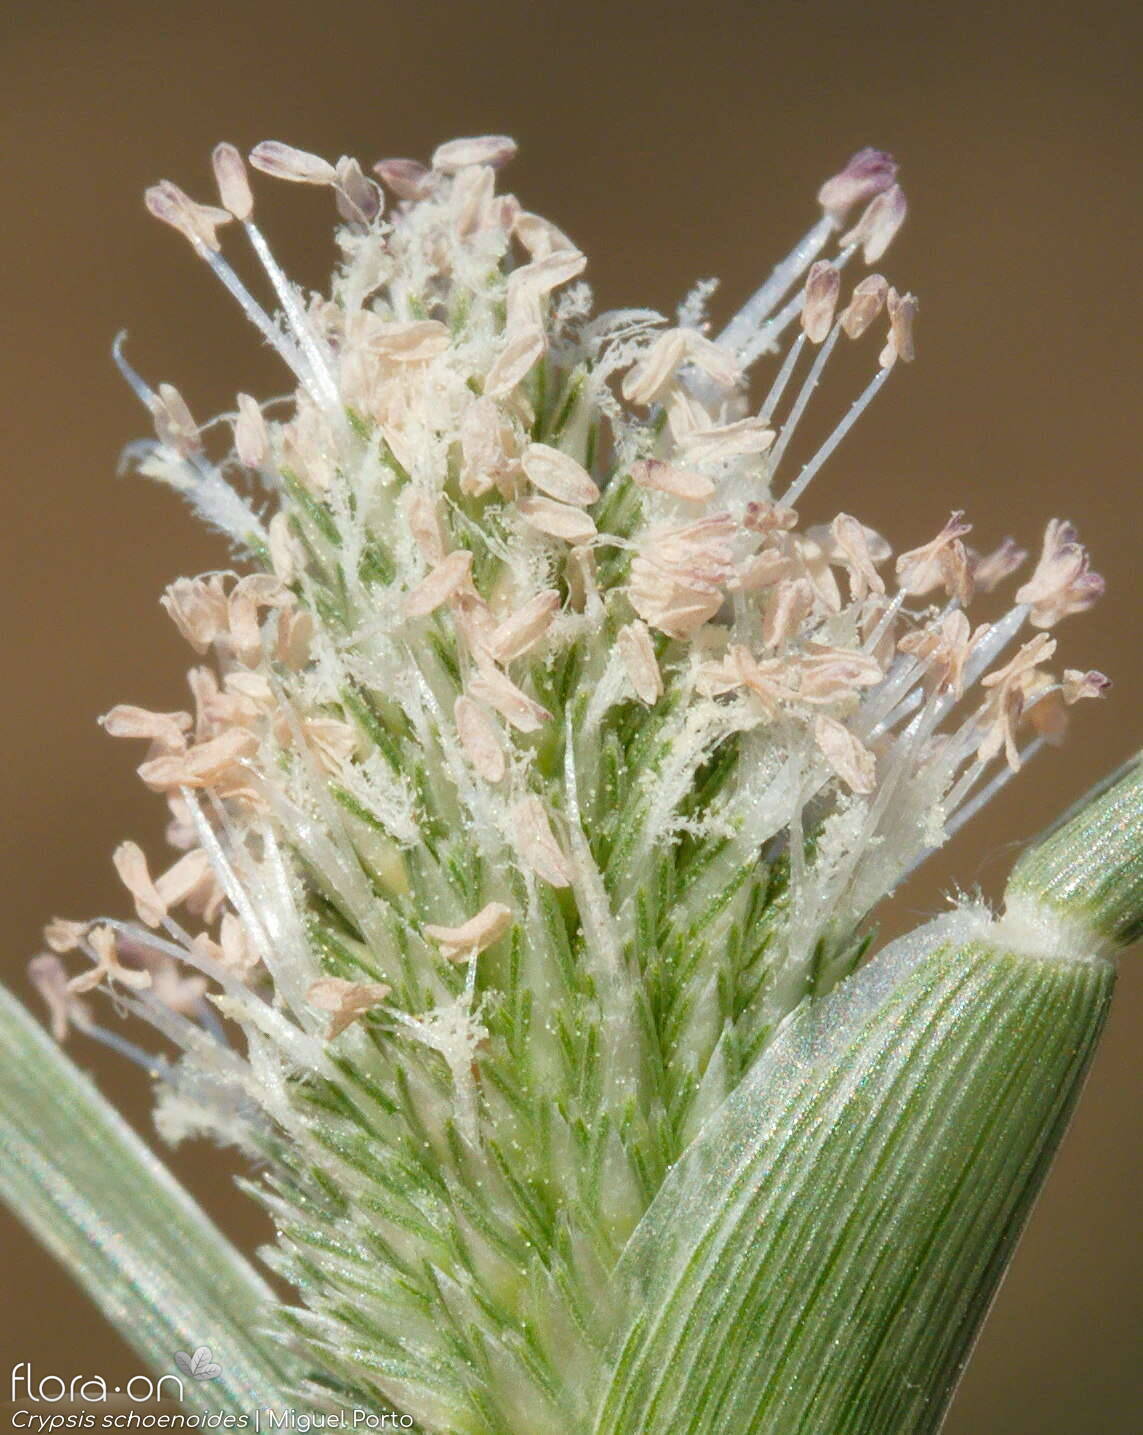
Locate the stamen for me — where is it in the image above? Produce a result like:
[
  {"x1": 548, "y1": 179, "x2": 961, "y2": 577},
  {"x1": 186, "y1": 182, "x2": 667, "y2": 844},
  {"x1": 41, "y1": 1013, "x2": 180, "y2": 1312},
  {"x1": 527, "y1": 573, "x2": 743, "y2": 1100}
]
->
[
  {"x1": 248, "y1": 141, "x2": 338, "y2": 186},
  {"x1": 822, "y1": 677, "x2": 951, "y2": 907},
  {"x1": 120, "y1": 983, "x2": 230, "y2": 1058},
  {"x1": 143, "y1": 177, "x2": 318, "y2": 394},
  {"x1": 862, "y1": 589, "x2": 907, "y2": 656},
  {"x1": 82, "y1": 1022, "x2": 168, "y2": 1075},
  {"x1": 818, "y1": 149, "x2": 899, "y2": 222},
  {"x1": 759, "y1": 333, "x2": 806, "y2": 422},
  {"x1": 960, "y1": 604, "x2": 1029, "y2": 690},
  {"x1": 183, "y1": 790, "x2": 271, "y2": 965},
  {"x1": 112, "y1": 332, "x2": 158, "y2": 409},
  {"x1": 717, "y1": 214, "x2": 838, "y2": 360},
  {"x1": 101, "y1": 919, "x2": 249, "y2": 1000},
  {"x1": 780, "y1": 359, "x2": 891, "y2": 507},
  {"x1": 737, "y1": 245, "x2": 857, "y2": 370},
  {"x1": 946, "y1": 738, "x2": 1047, "y2": 837},
  {"x1": 768, "y1": 322, "x2": 842, "y2": 471},
  {"x1": 211, "y1": 143, "x2": 254, "y2": 222},
  {"x1": 841, "y1": 275, "x2": 889, "y2": 339},
  {"x1": 241, "y1": 220, "x2": 343, "y2": 411},
  {"x1": 859, "y1": 602, "x2": 967, "y2": 739},
  {"x1": 199, "y1": 247, "x2": 319, "y2": 396},
  {"x1": 861, "y1": 665, "x2": 926, "y2": 741},
  {"x1": 842, "y1": 185, "x2": 908, "y2": 264},
  {"x1": 801, "y1": 262, "x2": 841, "y2": 343},
  {"x1": 431, "y1": 135, "x2": 518, "y2": 173}
]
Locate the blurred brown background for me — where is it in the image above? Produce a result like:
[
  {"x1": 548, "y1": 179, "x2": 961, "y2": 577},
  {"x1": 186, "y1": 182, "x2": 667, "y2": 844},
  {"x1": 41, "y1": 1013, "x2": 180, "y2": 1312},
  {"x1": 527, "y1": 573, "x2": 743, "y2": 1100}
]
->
[{"x1": 1, "y1": 0, "x2": 1140, "y2": 1429}]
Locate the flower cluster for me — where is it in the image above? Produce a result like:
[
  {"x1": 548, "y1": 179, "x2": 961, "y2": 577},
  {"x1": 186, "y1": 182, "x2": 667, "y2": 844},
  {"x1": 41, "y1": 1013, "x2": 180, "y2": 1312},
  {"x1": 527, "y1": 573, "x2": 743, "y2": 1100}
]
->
[{"x1": 31, "y1": 136, "x2": 1106, "y2": 1431}]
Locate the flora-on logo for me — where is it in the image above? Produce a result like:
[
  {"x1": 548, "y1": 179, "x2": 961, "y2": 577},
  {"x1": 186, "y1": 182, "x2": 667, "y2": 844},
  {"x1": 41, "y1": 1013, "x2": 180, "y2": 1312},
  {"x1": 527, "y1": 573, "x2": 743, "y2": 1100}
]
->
[
  {"x1": 173, "y1": 1346, "x2": 222, "y2": 1381},
  {"x1": 10, "y1": 1362, "x2": 183, "y2": 1402}
]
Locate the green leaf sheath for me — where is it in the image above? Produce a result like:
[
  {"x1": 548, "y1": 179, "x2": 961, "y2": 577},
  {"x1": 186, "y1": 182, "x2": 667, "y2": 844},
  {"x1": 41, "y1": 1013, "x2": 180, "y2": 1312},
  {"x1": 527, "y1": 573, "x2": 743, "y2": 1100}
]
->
[
  {"x1": 1008, "y1": 750, "x2": 1143, "y2": 952},
  {"x1": 0, "y1": 986, "x2": 298, "y2": 1412},
  {"x1": 594, "y1": 919, "x2": 1114, "y2": 1435}
]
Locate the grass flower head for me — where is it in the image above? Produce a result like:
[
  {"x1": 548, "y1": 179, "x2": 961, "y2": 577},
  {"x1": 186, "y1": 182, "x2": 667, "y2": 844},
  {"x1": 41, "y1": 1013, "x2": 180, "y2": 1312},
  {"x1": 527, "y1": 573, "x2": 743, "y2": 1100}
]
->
[{"x1": 14, "y1": 135, "x2": 1126, "y2": 1435}]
